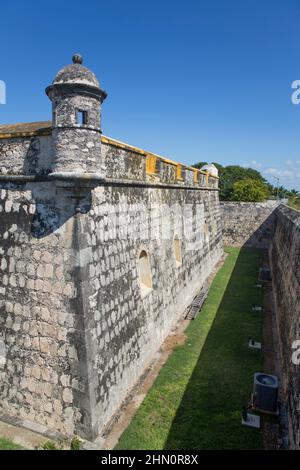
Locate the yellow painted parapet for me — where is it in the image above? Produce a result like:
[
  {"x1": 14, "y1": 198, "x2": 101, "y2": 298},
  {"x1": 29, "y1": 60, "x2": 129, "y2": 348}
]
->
[
  {"x1": 177, "y1": 164, "x2": 183, "y2": 181},
  {"x1": 194, "y1": 169, "x2": 198, "y2": 183},
  {"x1": 146, "y1": 155, "x2": 157, "y2": 175},
  {"x1": 102, "y1": 135, "x2": 210, "y2": 185}
]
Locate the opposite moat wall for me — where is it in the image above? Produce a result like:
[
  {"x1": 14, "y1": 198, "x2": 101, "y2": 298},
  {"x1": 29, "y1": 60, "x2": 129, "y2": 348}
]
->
[
  {"x1": 0, "y1": 135, "x2": 223, "y2": 439},
  {"x1": 221, "y1": 200, "x2": 282, "y2": 248}
]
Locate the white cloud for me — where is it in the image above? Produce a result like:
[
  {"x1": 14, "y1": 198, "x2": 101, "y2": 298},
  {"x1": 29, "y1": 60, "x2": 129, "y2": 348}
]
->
[
  {"x1": 283, "y1": 159, "x2": 300, "y2": 167},
  {"x1": 263, "y1": 168, "x2": 295, "y2": 178},
  {"x1": 238, "y1": 160, "x2": 300, "y2": 190}
]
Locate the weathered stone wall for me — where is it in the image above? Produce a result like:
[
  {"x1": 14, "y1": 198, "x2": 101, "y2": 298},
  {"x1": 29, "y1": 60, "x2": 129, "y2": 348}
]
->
[
  {"x1": 78, "y1": 185, "x2": 222, "y2": 437},
  {"x1": 0, "y1": 183, "x2": 91, "y2": 437},
  {"x1": 0, "y1": 132, "x2": 218, "y2": 189},
  {"x1": 0, "y1": 136, "x2": 53, "y2": 176},
  {"x1": 269, "y1": 205, "x2": 300, "y2": 449},
  {"x1": 0, "y1": 55, "x2": 222, "y2": 441},
  {"x1": 221, "y1": 200, "x2": 282, "y2": 248},
  {"x1": 0, "y1": 140, "x2": 222, "y2": 439},
  {"x1": 102, "y1": 142, "x2": 146, "y2": 181}
]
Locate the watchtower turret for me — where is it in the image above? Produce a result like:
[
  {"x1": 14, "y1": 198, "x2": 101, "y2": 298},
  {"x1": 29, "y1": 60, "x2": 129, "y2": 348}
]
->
[{"x1": 46, "y1": 54, "x2": 107, "y2": 175}]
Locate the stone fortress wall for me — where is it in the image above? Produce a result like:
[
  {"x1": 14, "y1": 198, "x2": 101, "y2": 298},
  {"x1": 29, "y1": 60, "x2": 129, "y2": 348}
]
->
[
  {"x1": 221, "y1": 200, "x2": 282, "y2": 248},
  {"x1": 0, "y1": 56, "x2": 222, "y2": 439}
]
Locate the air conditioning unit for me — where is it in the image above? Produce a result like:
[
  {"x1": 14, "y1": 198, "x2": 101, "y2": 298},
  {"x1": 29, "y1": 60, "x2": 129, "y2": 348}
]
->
[{"x1": 253, "y1": 373, "x2": 278, "y2": 413}]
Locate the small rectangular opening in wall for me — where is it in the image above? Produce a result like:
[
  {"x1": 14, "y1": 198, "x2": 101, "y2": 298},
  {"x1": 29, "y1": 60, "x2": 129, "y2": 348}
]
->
[{"x1": 76, "y1": 110, "x2": 88, "y2": 125}]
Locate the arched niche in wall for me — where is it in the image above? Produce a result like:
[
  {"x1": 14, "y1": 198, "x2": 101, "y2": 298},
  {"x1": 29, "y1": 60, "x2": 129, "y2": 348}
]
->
[
  {"x1": 204, "y1": 220, "x2": 209, "y2": 243},
  {"x1": 138, "y1": 249, "x2": 153, "y2": 297}
]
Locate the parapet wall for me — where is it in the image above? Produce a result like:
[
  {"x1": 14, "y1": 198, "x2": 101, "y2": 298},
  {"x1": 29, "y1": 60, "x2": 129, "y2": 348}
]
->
[
  {"x1": 269, "y1": 205, "x2": 300, "y2": 449},
  {"x1": 221, "y1": 200, "x2": 282, "y2": 248},
  {"x1": 0, "y1": 124, "x2": 218, "y2": 190},
  {"x1": 0, "y1": 126, "x2": 222, "y2": 439}
]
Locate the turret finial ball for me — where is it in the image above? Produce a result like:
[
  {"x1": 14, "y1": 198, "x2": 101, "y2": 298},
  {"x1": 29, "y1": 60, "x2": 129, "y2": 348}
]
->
[{"x1": 72, "y1": 54, "x2": 83, "y2": 65}]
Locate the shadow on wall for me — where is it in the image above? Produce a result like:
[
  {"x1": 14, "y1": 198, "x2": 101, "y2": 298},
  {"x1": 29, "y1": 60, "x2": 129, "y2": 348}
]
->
[
  {"x1": 163, "y1": 248, "x2": 264, "y2": 450},
  {"x1": 23, "y1": 137, "x2": 52, "y2": 176},
  {"x1": 0, "y1": 181, "x2": 93, "y2": 239},
  {"x1": 31, "y1": 187, "x2": 93, "y2": 238},
  {"x1": 221, "y1": 201, "x2": 281, "y2": 249},
  {"x1": 242, "y1": 212, "x2": 277, "y2": 249}
]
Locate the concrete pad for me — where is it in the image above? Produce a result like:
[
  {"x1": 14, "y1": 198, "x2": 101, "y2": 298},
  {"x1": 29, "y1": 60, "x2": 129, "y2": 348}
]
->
[
  {"x1": 242, "y1": 413, "x2": 260, "y2": 429},
  {"x1": 248, "y1": 340, "x2": 262, "y2": 350}
]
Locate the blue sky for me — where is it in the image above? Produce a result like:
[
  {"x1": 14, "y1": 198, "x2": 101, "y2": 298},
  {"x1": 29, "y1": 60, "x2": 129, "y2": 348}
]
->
[{"x1": 1, "y1": 0, "x2": 300, "y2": 189}]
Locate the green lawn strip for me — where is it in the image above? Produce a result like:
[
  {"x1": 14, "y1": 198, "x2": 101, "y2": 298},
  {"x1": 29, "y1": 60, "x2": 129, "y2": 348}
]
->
[
  {"x1": 0, "y1": 437, "x2": 26, "y2": 450},
  {"x1": 116, "y1": 247, "x2": 264, "y2": 450}
]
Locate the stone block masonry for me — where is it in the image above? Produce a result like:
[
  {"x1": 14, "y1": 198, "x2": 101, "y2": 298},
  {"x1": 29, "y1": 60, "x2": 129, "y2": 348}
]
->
[
  {"x1": 0, "y1": 184, "x2": 88, "y2": 436},
  {"x1": 78, "y1": 185, "x2": 222, "y2": 437},
  {"x1": 221, "y1": 200, "x2": 282, "y2": 248},
  {"x1": 269, "y1": 205, "x2": 300, "y2": 449},
  {"x1": 0, "y1": 179, "x2": 222, "y2": 439},
  {"x1": 0, "y1": 55, "x2": 223, "y2": 439}
]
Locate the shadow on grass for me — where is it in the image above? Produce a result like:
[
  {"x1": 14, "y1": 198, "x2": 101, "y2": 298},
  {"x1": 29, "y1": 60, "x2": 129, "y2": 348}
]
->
[{"x1": 164, "y1": 247, "x2": 264, "y2": 450}]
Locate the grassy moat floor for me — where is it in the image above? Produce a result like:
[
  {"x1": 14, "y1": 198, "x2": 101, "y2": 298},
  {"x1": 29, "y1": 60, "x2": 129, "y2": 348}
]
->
[
  {"x1": 0, "y1": 247, "x2": 265, "y2": 450},
  {"x1": 0, "y1": 437, "x2": 25, "y2": 450},
  {"x1": 116, "y1": 247, "x2": 264, "y2": 450}
]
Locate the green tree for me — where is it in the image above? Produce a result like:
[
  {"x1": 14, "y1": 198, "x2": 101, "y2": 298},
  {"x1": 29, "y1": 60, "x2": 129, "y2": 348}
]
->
[
  {"x1": 220, "y1": 166, "x2": 268, "y2": 200},
  {"x1": 192, "y1": 162, "x2": 268, "y2": 200},
  {"x1": 288, "y1": 188, "x2": 299, "y2": 197},
  {"x1": 231, "y1": 178, "x2": 269, "y2": 202},
  {"x1": 192, "y1": 161, "x2": 208, "y2": 170},
  {"x1": 287, "y1": 189, "x2": 300, "y2": 211},
  {"x1": 267, "y1": 185, "x2": 290, "y2": 199},
  {"x1": 192, "y1": 161, "x2": 296, "y2": 201}
]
